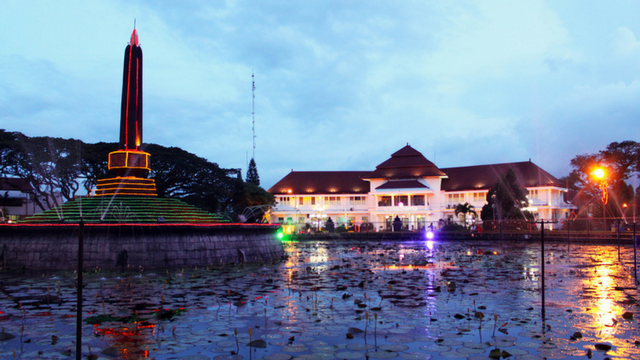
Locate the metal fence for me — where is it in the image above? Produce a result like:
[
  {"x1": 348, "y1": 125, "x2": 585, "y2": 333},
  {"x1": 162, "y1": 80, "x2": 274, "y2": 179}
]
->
[{"x1": 284, "y1": 217, "x2": 640, "y2": 239}]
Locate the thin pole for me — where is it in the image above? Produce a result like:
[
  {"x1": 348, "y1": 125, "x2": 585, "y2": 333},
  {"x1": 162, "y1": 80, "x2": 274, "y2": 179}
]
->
[
  {"x1": 617, "y1": 219, "x2": 621, "y2": 261},
  {"x1": 567, "y1": 220, "x2": 570, "y2": 253},
  {"x1": 634, "y1": 222, "x2": 637, "y2": 284},
  {"x1": 76, "y1": 220, "x2": 84, "y2": 360},
  {"x1": 540, "y1": 221, "x2": 545, "y2": 320}
]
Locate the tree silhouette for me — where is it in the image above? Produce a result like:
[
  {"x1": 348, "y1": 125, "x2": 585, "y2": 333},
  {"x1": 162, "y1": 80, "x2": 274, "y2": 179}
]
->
[{"x1": 246, "y1": 158, "x2": 260, "y2": 186}]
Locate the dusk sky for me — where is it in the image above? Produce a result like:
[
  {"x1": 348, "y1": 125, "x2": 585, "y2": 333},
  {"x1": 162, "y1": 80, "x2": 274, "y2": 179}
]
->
[{"x1": 1, "y1": 1, "x2": 639, "y2": 189}]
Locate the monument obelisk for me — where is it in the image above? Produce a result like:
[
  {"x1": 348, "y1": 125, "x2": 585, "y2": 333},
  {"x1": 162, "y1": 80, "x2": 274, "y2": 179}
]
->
[{"x1": 95, "y1": 28, "x2": 156, "y2": 197}]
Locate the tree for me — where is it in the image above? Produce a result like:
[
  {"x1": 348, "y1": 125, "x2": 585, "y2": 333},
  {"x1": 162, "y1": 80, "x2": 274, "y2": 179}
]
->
[
  {"x1": 246, "y1": 158, "x2": 260, "y2": 186},
  {"x1": 568, "y1": 142, "x2": 639, "y2": 219},
  {"x1": 80, "y1": 142, "x2": 118, "y2": 194},
  {"x1": 454, "y1": 202, "x2": 476, "y2": 227},
  {"x1": 0, "y1": 131, "x2": 275, "y2": 216},
  {"x1": 481, "y1": 169, "x2": 530, "y2": 221},
  {"x1": 9, "y1": 134, "x2": 83, "y2": 211}
]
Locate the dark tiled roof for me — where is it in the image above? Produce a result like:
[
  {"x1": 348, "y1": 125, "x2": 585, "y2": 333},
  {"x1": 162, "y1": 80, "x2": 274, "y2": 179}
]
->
[
  {"x1": 268, "y1": 171, "x2": 371, "y2": 195},
  {"x1": 0, "y1": 177, "x2": 33, "y2": 192},
  {"x1": 367, "y1": 145, "x2": 447, "y2": 179},
  {"x1": 441, "y1": 161, "x2": 563, "y2": 192},
  {"x1": 375, "y1": 180, "x2": 430, "y2": 190}
]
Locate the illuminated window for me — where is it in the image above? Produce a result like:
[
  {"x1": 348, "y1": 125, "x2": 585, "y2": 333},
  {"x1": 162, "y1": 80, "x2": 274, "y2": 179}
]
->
[
  {"x1": 530, "y1": 190, "x2": 539, "y2": 199},
  {"x1": 394, "y1": 195, "x2": 408, "y2": 206},
  {"x1": 362, "y1": 216, "x2": 369, "y2": 223},
  {"x1": 299, "y1": 197, "x2": 304, "y2": 205},
  {"x1": 411, "y1": 195, "x2": 425, "y2": 206},
  {"x1": 447, "y1": 193, "x2": 463, "y2": 203},
  {"x1": 311, "y1": 197, "x2": 316, "y2": 205},
  {"x1": 280, "y1": 197, "x2": 290, "y2": 205},
  {"x1": 378, "y1": 196, "x2": 392, "y2": 207},
  {"x1": 350, "y1": 196, "x2": 367, "y2": 205},
  {"x1": 473, "y1": 192, "x2": 484, "y2": 202},
  {"x1": 325, "y1": 196, "x2": 340, "y2": 205}
]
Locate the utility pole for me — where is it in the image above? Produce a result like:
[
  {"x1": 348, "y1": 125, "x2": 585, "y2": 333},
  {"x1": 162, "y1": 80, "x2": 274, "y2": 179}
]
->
[{"x1": 252, "y1": 71, "x2": 256, "y2": 160}]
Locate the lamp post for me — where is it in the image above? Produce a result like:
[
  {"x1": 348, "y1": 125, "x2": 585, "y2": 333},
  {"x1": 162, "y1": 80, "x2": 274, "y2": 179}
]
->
[{"x1": 593, "y1": 167, "x2": 608, "y2": 231}]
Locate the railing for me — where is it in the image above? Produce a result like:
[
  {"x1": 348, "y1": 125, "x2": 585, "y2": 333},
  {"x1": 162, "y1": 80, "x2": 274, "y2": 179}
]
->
[{"x1": 280, "y1": 217, "x2": 640, "y2": 240}]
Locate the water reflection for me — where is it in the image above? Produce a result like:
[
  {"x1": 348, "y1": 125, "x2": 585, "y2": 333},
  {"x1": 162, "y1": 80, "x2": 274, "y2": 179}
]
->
[{"x1": 0, "y1": 241, "x2": 639, "y2": 359}]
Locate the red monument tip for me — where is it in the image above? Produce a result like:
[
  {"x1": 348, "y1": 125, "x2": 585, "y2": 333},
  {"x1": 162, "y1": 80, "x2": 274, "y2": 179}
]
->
[{"x1": 130, "y1": 28, "x2": 139, "y2": 47}]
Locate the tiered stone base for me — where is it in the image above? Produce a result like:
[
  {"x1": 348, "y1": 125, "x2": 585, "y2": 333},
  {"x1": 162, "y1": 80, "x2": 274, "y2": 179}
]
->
[{"x1": 95, "y1": 177, "x2": 157, "y2": 197}]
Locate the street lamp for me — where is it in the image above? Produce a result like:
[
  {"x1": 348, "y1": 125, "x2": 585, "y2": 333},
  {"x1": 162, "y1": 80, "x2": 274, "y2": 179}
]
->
[{"x1": 592, "y1": 166, "x2": 608, "y2": 231}]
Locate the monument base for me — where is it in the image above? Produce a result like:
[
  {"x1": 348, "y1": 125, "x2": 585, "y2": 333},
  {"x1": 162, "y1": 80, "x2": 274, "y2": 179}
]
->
[{"x1": 95, "y1": 177, "x2": 157, "y2": 197}]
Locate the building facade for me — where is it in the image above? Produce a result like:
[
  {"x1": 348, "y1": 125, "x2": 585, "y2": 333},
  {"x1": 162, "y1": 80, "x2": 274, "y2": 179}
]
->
[
  {"x1": 267, "y1": 145, "x2": 574, "y2": 232},
  {"x1": 0, "y1": 178, "x2": 36, "y2": 222}
]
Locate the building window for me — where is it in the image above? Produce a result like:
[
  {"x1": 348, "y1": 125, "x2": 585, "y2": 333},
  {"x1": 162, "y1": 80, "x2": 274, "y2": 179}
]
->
[
  {"x1": 279, "y1": 197, "x2": 290, "y2": 205},
  {"x1": 299, "y1": 197, "x2": 304, "y2": 205},
  {"x1": 325, "y1": 196, "x2": 340, "y2": 205},
  {"x1": 311, "y1": 197, "x2": 316, "y2": 205},
  {"x1": 378, "y1": 196, "x2": 392, "y2": 206},
  {"x1": 530, "y1": 190, "x2": 539, "y2": 199},
  {"x1": 350, "y1": 196, "x2": 367, "y2": 205},
  {"x1": 411, "y1": 195, "x2": 425, "y2": 206},
  {"x1": 447, "y1": 193, "x2": 463, "y2": 204},
  {"x1": 473, "y1": 192, "x2": 484, "y2": 202},
  {"x1": 361, "y1": 216, "x2": 369, "y2": 223},
  {"x1": 394, "y1": 195, "x2": 408, "y2": 206}
]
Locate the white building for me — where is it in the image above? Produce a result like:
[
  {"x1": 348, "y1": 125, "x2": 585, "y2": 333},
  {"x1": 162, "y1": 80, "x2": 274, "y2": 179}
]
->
[
  {"x1": 268, "y1": 145, "x2": 574, "y2": 231},
  {"x1": 0, "y1": 177, "x2": 36, "y2": 222}
]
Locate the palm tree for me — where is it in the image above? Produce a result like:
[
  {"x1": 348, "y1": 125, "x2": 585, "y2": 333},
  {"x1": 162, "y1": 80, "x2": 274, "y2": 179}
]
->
[{"x1": 455, "y1": 202, "x2": 476, "y2": 227}]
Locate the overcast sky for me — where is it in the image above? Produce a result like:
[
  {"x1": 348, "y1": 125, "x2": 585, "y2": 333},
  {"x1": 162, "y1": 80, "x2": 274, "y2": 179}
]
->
[{"x1": 1, "y1": 1, "x2": 639, "y2": 189}]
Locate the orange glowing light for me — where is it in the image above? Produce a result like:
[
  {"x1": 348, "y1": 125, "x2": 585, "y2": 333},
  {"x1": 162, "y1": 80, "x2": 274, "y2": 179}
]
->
[{"x1": 592, "y1": 167, "x2": 609, "y2": 204}]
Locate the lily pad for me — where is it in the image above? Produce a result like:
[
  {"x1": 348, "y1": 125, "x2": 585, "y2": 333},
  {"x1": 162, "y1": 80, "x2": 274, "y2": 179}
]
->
[{"x1": 248, "y1": 339, "x2": 267, "y2": 348}]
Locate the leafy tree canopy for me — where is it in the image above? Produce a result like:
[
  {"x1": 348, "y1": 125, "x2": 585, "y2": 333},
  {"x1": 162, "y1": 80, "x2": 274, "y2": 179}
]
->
[
  {"x1": 481, "y1": 169, "x2": 530, "y2": 221},
  {"x1": 0, "y1": 130, "x2": 274, "y2": 218}
]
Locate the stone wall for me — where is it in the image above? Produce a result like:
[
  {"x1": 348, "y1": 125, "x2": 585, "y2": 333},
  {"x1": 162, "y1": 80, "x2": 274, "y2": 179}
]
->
[{"x1": 0, "y1": 223, "x2": 284, "y2": 271}]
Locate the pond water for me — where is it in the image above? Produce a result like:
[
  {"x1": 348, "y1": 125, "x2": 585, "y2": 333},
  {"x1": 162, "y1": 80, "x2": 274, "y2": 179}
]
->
[{"x1": 0, "y1": 239, "x2": 639, "y2": 360}]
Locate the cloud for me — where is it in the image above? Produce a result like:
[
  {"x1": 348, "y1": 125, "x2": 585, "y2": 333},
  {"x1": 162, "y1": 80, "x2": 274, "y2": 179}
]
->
[{"x1": 1, "y1": 0, "x2": 640, "y2": 189}]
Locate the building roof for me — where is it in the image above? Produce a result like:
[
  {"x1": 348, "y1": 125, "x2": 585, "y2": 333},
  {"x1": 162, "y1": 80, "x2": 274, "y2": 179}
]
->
[
  {"x1": 375, "y1": 180, "x2": 431, "y2": 190},
  {"x1": 366, "y1": 145, "x2": 447, "y2": 179},
  {"x1": 0, "y1": 177, "x2": 33, "y2": 192},
  {"x1": 268, "y1": 171, "x2": 371, "y2": 195},
  {"x1": 267, "y1": 147, "x2": 565, "y2": 196},
  {"x1": 440, "y1": 161, "x2": 563, "y2": 192}
]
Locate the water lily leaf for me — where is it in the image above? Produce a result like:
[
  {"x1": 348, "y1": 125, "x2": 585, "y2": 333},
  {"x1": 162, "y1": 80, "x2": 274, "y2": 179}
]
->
[
  {"x1": 101, "y1": 347, "x2": 119, "y2": 357},
  {"x1": 0, "y1": 332, "x2": 16, "y2": 341},
  {"x1": 248, "y1": 339, "x2": 267, "y2": 348},
  {"x1": 594, "y1": 343, "x2": 612, "y2": 351},
  {"x1": 623, "y1": 312, "x2": 634, "y2": 320},
  {"x1": 489, "y1": 348, "x2": 502, "y2": 359},
  {"x1": 366, "y1": 350, "x2": 398, "y2": 359},
  {"x1": 347, "y1": 327, "x2": 364, "y2": 334},
  {"x1": 335, "y1": 351, "x2": 365, "y2": 359}
]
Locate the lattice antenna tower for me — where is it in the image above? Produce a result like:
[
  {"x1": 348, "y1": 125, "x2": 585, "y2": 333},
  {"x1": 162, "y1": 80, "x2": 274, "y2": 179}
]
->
[{"x1": 252, "y1": 71, "x2": 256, "y2": 160}]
